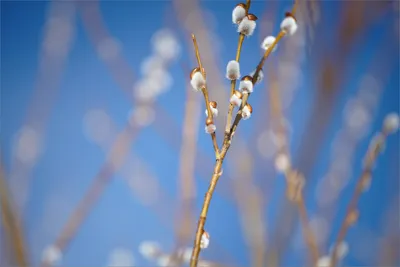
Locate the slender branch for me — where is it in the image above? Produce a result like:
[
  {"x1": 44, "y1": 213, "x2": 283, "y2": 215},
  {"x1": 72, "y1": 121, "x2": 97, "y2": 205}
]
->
[
  {"x1": 229, "y1": 30, "x2": 286, "y2": 139},
  {"x1": 229, "y1": 0, "x2": 298, "y2": 138},
  {"x1": 329, "y1": 129, "x2": 391, "y2": 267},
  {"x1": 192, "y1": 34, "x2": 220, "y2": 159},
  {"x1": 297, "y1": 196, "x2": 319, "y2": 264},
  {"x1": 0, "y1": 161, "x2": 28, "y2": 267},
  {"x1": 190, "y1": 160, "x2": 224, "y2": 267},
  {"x1": 224, "y1": 0, "x2": 251, "y2": 136}
]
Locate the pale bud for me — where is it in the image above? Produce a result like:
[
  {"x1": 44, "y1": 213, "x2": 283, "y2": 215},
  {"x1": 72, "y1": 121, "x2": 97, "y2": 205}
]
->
[
  {"x1": 239, "y1": 75, "x2": 254, "y2": 93},
  {"x1": 241, "y1": 103, "x2": 253, "y2": 120},
  {"x1": 190, "y1": 67, "x2": 206, "y2": 92},
  {"x1": 275, "y1": 152, "x2": 291, "y2": 173},
  {"x1": 138, "y1": 241, "x2": 161, "y2": 259},
  {"x1": 329, "y1": 241, "x2": 349, "y2": 260},
  {"x1": 280, "y1": 12, "x2": 298, "y2": 36},
  {"x1": 205, "y1": 101, "x2": 218, "y2": 117},
  {"x1": 157, "y1": 255, "x2": 173, "y2": 267},
  {"x1": 316, "y1": 255, "x2": 331, "y2": 267},
  {"x1": 200, "y1": 231, "x2": 210, "y2": 249},
  {"x1": 238, "y1": 14, "x2": 257, "y2": 36},
  {"x1": 383, "y1": 112, "x2": 399, "y2": 134},
  {"x1": 232, "y1": 3, "x2": 247, "y2": 24},
  {"x1": 230, "y1": 91, "x2": 243, "y2": 107},
  {"x1": 261, "y1": 36, "x2": 278, "y2": 52},
  {"x1": 205, "y1": 118, "x2": 216, "y2": 134},
  {"x1": 226, "y1": 60, "x2": 241, "y2": 80},
  {"x1": 42, "y1": 245, "x2": 62, "y2": 266}
]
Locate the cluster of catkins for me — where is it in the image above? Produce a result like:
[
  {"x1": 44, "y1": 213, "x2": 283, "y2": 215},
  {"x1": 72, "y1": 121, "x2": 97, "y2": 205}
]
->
[{"x1": 190, "y1": 3, "x2": 299, "y2": 135}]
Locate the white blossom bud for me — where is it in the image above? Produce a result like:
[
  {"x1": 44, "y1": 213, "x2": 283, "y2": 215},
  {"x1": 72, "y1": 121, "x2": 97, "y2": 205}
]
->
[
  {"x1": 383, "y1": 112, "x2": 399, "y2": 134},
  {"x1": 42, "y1": 245, "x2": 62, "y2": 266},
  {"x1": 316, "y1": 255, "x2": 331, "y2": 267},
  {"x1": 275, "y1": 152, "x2": 291, "y2": 173},
  {"x1": 238, "y1": 14, "x2": 257, "y2": 36},
  {"x1": 239, "y1": 75, "x2": 254, "y2": 93},
  {"x1": 250, "y1": 69, "x2": 264, "y2": 84},
  {"x1": 205, "y1": 101, "x2": 218, "y2": 117},
  {"x1": 138, "y1": 241, "x2": 161, "y2": 259},
  {"x1": 226, "y1": 60, "x2": 241, "y2": 80},
  {"x1": 205, "y1": 118, "x2": 216, "y2": 134},
  {"x1": 261, "y1": 36, "x2": 278, "y2": 52},
  {"x1": 190, "y1": 67, "x2": 206, "y2": 92},
  {"x1": 241, "y1": 103, "x2": 253, "y2": 120},
  {"x1": 280, "y1": 12, "x2": 298, "y2": 36},
  {"x1": 200, "y1": 231, "x2": 210, "y2": 249},
  {"x1": 157, "y1": 255, "x2": 173, "y2": 267},
  {"x1": 232, "y1": 3, "x2": 247, "y2": 24},
  {"x1": 329, "y1": 241, "x2": 349, "y2": 260},
  {"x1": 230, "y1": 91, "x2": 243, "y2": 107}
]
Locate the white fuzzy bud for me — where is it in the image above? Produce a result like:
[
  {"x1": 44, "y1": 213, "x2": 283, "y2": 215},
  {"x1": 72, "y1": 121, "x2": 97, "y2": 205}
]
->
[
  {"x1": 230, "y1": 91, "x2": 243, "y2": 107},
  {"x1": 280, "y1": 14, "x2": 298, "y2": 36},
  {"x1": 329, "y1": 241, "x2": 349, "y2": 260},
  {"x1": 157, "y1": 255, "x2": 173, "y2": 267},
  {"x1": 241, "y1": 104, "x2": 252, "y2": 120},
  {"x1": 250, "y1": 69, "x2": 264, "y2": 84},
  {"x1": 205, "y1": 120, "x2": 216, "y2": 134},
  {"x1": 238, "y1": 16, "x2": 257, "y2": 36},
  {"x1": 42, "y1": 245, "x2": 62, "y2": 266},
  {"x1": 383, "y1": 113, "x2": 399, "y2": 134},
  {"x1": 261, "y1": 36, "x2": 278, "y2": 52},
  {"x1": 316, "y1": 255, "x2": 331, "y2": 267},
  {"x1": 190, "y1": 71, "x2": 206, "y2": 92},
  {"x1": 138, "y1": 241, "x2": 161, "y2": 259},
  {"x1": 200, "y1": 231, "x2": 210, "y2": 249},
  {"x1": 205, "y1": 105, "x2": 218, "y2": 117},
  {"x1": 226, "y1": 60, "x2": 241, "y2": 80},
  {"x1": 232, "y1": 4, "x2": 246, "y2": 24},
  {"x1": 275, "y1": 153, "x2": 291, "y2": 173},
  {"x1": 239, "y1": 78, "x2": 254, "y2": 93}
]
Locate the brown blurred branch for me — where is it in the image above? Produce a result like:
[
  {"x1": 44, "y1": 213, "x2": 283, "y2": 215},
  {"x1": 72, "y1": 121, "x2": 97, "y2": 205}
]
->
[
  {"x1": 0, "y1": 159, "x2": 28, "y2": 267},
  {"x1": 267, "y1": 1, "x2": 393, "y2": 261},
  {"x1": 329, "y1": 124, "x2": 397, "y2": 267}
]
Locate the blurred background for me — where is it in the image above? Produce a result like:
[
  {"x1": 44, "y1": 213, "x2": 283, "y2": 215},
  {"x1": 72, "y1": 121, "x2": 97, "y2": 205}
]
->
[{"x1": 1, "y1": 0, "x2": 399, "y2": 266}]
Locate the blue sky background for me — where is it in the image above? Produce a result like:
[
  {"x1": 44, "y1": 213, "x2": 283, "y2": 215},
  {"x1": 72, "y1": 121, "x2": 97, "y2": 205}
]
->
[{"x1": 1, "y1": 1, "x2": 399, "y2": 267}]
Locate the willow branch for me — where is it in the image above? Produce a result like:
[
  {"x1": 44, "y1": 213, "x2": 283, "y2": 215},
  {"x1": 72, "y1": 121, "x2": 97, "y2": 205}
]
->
[
  {"x1": 229, "y1": 30, "x2": 286, "y2": 139},
  {"x1": 192, "y1": 34, "x2": 220, "y2": 159},
  {"x1": 0, "y1": 161, "x2": 28, "y2": 267},
  {"x1": 268, "y1": 67, "x2": 319, "y2": 265},
  {"x1": 229, "y1": 0, "x2": 298, "y2": 139},
  {"x1": 329, "y1": 128, "x2": 392, "y2": 267},
  {"x1": 224, "y1": 0, "x2": 251, "y2": 136},
  {"x1": 191, "y1": 2, "x2": 299, "y2": 266}
]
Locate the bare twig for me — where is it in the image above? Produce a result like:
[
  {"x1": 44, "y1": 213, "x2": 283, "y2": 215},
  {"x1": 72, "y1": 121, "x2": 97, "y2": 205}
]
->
[
  {"x1": 192, "y1": 34, "x2": 221, "y2": 159},
  {"x1": 329, "y1": 125, "x2": 397, "y2": 267}
]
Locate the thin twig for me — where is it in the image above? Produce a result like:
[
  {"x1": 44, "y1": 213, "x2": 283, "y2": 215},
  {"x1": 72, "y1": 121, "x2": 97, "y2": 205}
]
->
[
  {"x1": 229, "y1": 0, "x2": 298, "y2": 139},
  {"x1": 329, "y1": 128, "x2": 393, "y2": 267},
  {"x1": 267, "y1": 65, "x2": 319, "y2": 265},
  {"x1": 224, "y1": 0, "x2": 251, "y2": 137},
  {"x1": 191, "y1": 34, "x2": 220, "y2": 159},
  {"x1": 0, "y1": 161, "x2": 28, "y2": 267}
]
